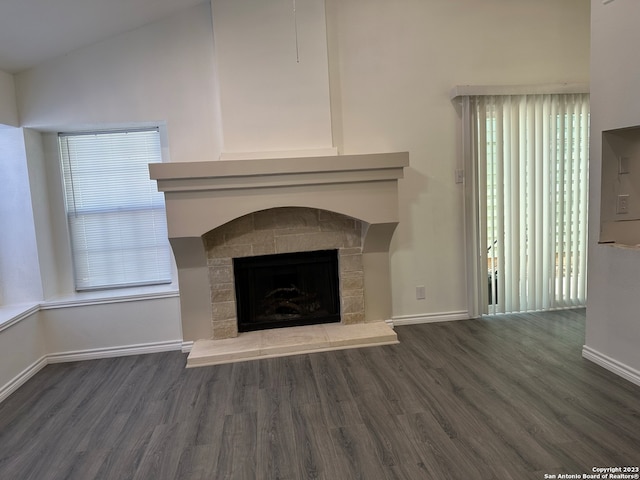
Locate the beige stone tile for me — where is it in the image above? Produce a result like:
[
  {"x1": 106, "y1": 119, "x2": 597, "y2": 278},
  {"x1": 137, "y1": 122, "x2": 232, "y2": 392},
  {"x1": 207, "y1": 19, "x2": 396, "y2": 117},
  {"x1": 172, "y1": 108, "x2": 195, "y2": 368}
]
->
[
  {"x1": 208, "y1": 244, "x2": 252, "y2": 259},
  {"x1": 252, "y1": 239, "x2": 276, "y2": 256},
  {"x1": 317, "y1": 209, "x2": 339, "y2": 221},
  {"x1": 211, "y1": 287, "x2": 235, "y2": 303},
  {"x1": 319, "y1": 216, "x2": 357, "y2": 233},
  {"x1": 188, "y1": 331, "x2": 262, "y2": 364},
  {"x1": 209, "y1": 265, "x2": 234, "y2": 284},
  {"x1": 203, "y1": 230, "x2": 225, "y2": 249},
  {"x1": 220, "y1": 213, "x2": 254, "y2": 236},
  {"x1": 212, "y1": 281, "x2": 234, "y2": 291},
  {"x1": 341, "y1": 294, "x2": 365, "y2": 314},
  {"x1": 344, "y1": 229, "x2": 363, "y2": 248},
  {"x1": 342, "y1": 312, "x2": 366, "y2": 325},
  {"x1": 317, "y1": 209, "x2": 355, "y2": 223},
  {"x1": 212, "y1": 318, "x2": 239, "y2": 340},
  {"x1": 339, "y1": 253, "x2": 363, "y2": 273},
  {"x1": 224, "y1": 229, "x2": 268, "y2": 246},
  {"x1": 276, "y1": 225, "x2": 322, "y2": 235},
  {"x1": 341, "y1": 269, "x2": 363, "y2": 277},
  {"x1": 276, "y1": 231, "x2": 345, "y2": 253},
  {"x1": 208, "y1": 257, "x2": 233, "y2": 266},
  {"x1": 341, "y1": 289, "x2": 364, "y2": 302},
  {"x1": 324, "y1": 322, "x2": 397, "y2": 347},
  {"x1": 212, "y1": 301, "x2": 236, "y2": 320},
  {"x1": 261, "y1": 324, "x2": 330, "y2": 354},
  {"x1": 274, "y1": 234, "x2": 306, "y2": 253},
  {"x1": 341, "y1": 275, "x2": 364, "y2": 291},
  {"x1": 254, "y1": 207, "x2": 319, "y2": 230},
  {"x1": 252, "y1": 208, "x2": 280, "y2": 230}
]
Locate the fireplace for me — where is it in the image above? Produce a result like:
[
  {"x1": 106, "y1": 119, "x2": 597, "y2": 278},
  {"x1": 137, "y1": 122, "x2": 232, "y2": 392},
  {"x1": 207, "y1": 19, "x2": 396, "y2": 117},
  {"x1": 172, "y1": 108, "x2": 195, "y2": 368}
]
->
[
  {"x1": 149, "y1": 152, "x2": 409, "y2": 345},
  {"x1": 234, "y1": 249, "x2": 340, "y2": 332}
]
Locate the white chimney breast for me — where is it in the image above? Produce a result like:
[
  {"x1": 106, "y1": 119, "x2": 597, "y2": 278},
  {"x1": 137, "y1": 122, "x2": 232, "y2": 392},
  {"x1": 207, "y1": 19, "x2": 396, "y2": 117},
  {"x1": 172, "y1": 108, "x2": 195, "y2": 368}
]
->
[{"x1": 212, "y1": 0, "x2": 334, "y2": 157}]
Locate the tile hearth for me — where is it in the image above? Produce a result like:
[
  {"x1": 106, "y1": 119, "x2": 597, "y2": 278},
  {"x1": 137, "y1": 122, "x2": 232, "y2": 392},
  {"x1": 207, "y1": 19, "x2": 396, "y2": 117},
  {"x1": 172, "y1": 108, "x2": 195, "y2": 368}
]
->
[{"x1": 186, "y1": 321, "x2": 398, "y2": 367}]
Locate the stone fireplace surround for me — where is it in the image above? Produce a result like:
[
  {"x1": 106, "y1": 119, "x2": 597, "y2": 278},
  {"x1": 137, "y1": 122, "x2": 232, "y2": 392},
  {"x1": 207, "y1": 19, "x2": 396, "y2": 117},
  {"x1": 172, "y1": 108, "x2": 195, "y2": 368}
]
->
[
  {"x1": 149, "y1": 152, "x2": 409, "y2": 346},
  {"x1": 204, "y1": 207, "x2": 365, "y2": 339}
]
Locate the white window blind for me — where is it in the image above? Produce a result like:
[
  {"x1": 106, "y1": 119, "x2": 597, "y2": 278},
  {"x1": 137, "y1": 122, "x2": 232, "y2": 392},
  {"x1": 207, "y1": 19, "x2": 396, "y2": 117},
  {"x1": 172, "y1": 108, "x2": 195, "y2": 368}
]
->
[
  {"x1": 472, "y1": 93, "x2": 589, "y2": 314},
  {"x1": 59, "y1": 129, "x2": 172, "y2": 291}
]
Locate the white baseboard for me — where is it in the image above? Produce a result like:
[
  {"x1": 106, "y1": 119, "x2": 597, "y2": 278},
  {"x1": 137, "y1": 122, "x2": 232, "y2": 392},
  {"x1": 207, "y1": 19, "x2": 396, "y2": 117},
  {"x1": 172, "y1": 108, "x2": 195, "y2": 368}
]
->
[
  {"x1": 182, "y1": 341, "x2": 194, "y2": 353},
  {"x1": 582, "y1": 345, "x2": 640, "y2": 387},
  {"x1": 0, "y1": 356, "x2": 48, "y2": 404},
  {"x1": 47, "y1": 340, "x2": 183, "y2": 364},
  {"x1": 391, "y1": 310, "x2": 470, "y2": 326}
]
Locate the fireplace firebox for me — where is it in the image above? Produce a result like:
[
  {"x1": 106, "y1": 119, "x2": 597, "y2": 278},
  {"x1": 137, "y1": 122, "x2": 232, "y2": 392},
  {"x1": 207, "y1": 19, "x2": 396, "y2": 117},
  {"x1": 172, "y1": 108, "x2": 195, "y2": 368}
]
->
[{"x1": 233, "y1": 249, "x2": 340, "y2": 332}]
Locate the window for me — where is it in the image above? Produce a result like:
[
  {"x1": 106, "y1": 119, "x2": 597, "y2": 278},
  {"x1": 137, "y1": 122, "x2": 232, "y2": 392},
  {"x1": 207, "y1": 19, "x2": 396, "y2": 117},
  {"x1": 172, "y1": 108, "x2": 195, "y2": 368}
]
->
[{"x1": 59, "y1": 129, "x2": 172, "y2": 291}]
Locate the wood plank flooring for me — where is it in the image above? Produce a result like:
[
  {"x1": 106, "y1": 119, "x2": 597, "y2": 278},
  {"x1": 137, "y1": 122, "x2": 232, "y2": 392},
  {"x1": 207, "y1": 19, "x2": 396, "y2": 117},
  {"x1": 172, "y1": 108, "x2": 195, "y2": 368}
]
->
[{"x1": 1, "y1": 309, "x2": 639, "y2": 479}]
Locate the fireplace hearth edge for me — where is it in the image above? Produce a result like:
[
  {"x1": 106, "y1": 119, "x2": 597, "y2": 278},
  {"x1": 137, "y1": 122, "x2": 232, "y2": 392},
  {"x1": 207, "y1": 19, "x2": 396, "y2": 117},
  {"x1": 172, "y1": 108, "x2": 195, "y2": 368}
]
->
[{"x1": 186, "y1": 321, "x2": 399, "y2": 367}]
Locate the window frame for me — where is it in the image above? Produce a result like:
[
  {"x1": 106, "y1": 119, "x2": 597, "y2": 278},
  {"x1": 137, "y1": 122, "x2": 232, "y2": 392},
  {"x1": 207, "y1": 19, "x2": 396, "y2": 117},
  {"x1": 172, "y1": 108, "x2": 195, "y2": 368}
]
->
[{"x1": 58, "y1": 127, "x2": 173, "y2": 292}]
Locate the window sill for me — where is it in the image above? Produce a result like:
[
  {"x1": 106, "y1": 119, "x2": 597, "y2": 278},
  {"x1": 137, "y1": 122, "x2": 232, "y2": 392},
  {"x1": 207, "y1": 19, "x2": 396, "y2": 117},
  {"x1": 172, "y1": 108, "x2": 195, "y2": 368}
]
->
[
  {"x1": 41, "y1": 283, "x2": 180, "y2": 310},
  {"x1": 0, "y1": 283, "x2": 179, "y2": 332},
  {"x1": 0, "y1": 303, "x2": 41, "y2": 333}
]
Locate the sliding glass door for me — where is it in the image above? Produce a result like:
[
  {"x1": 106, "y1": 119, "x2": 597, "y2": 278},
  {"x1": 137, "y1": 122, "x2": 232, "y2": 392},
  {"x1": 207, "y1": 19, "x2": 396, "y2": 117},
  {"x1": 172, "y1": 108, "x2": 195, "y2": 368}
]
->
[{"x1": 468, "y1": 93, "x2": 589, "y2": 314}]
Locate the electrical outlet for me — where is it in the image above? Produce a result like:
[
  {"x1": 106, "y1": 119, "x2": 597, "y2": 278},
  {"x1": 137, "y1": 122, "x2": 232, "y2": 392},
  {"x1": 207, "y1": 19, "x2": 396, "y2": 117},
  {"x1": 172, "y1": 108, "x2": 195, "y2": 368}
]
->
[
  {"x1": 617, "y1": 194, "x2": 630, "y2": 214},
  {"x1": 416, "y1": 285, "x2": 426, "y2": 300}
]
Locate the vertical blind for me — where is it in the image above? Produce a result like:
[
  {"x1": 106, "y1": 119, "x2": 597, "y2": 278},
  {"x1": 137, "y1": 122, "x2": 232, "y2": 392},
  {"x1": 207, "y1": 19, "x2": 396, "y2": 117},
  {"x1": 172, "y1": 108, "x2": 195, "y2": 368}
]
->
[
  {"x1": 473, "y1": 94, "x2": 589, "y2": 314},
  {"x1": 59, "y1": 129, "x2": 172, "y2": 290}
]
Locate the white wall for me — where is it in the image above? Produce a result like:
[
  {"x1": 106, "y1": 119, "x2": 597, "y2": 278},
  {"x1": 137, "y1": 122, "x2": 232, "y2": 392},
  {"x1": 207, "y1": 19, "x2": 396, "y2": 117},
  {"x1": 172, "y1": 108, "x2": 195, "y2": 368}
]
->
[
  {"x1": 212, "y1": 0, "x2": 333, "y2": 155},
  {"x1": 13, "y1": 0, "x2": 590, "y2": 322},
  {"x1": 16, "y1": 2, "x2": 222, "y2": 163},
  {"x1": 0, "y1": 311, "x2": 46, "y2": 402},
  {"x1": 0, "y1": 127, "x2": 43, "y2": 305},
  {"x1": 0, "y1": 70, "x2": 18, "y2": 127},
  {"x1": 41, "y1": 297, "x2": 181, "y2": 355},
  {"x1": 585, "y1": 0, "x2": 640, "y2": 380},
  {"x1": 23, "y1": 129, "x2": 59, "y2": 299},
  {"x1": 326, "y1": 0, "x2": 590, "y2": 318}
]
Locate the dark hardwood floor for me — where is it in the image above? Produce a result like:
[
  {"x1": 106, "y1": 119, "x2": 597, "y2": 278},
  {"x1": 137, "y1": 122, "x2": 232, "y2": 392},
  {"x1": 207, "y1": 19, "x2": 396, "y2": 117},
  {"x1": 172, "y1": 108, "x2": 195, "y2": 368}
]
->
[{"x1": 1, "y1": 309, "x2": 639, "y2": 479}]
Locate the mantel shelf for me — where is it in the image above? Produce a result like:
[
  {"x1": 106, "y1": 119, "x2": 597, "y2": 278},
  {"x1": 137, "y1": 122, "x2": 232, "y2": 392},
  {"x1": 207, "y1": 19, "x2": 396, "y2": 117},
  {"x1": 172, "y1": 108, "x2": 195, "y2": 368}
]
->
[{"x1": 149, "y1": 152, "x2": 409, "y2": 192}]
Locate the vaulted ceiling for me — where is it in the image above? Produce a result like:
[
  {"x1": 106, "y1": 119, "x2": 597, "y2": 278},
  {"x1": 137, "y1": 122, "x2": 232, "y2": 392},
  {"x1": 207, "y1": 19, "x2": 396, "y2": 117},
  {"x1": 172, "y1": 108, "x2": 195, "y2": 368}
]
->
[{"x1": 0, "y1": 0, "x2": 206, "y2": 74}]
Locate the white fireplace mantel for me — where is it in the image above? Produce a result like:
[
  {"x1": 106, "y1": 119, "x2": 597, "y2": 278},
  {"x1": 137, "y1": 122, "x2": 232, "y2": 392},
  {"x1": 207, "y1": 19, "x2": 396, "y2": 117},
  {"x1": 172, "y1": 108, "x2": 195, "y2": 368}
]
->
[
  {"x1": 150, "y1": 152, "x2": 409, "y2": 238},
  {"x1": 150, "y1": 152, "x2": 407, "y2": 191},
  {"x1": 149, "y1": 152, "x2": 409, "y2": 343}
]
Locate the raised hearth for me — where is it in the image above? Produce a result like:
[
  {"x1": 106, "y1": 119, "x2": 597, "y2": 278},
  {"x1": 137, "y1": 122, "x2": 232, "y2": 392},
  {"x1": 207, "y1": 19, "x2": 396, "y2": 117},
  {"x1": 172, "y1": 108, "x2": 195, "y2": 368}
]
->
[{"x1": 187, "y1": 322, "x2": 399, "y2": 367}]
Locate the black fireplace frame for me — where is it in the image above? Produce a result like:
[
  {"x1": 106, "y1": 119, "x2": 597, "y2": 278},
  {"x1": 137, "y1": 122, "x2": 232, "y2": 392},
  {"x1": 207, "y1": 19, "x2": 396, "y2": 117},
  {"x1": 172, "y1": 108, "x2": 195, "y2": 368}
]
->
[{"x1": 233, "y1": 249, "x2": 341, "y2": 332}]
